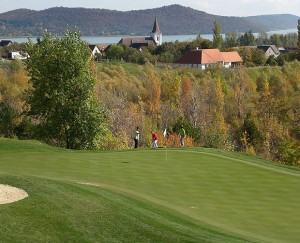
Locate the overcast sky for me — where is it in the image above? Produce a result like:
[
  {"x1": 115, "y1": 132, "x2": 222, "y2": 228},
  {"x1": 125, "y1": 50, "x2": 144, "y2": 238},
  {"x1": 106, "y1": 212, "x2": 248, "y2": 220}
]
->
[{"x1": 1, "y1": 0, "x2": 300, "y2": 17}]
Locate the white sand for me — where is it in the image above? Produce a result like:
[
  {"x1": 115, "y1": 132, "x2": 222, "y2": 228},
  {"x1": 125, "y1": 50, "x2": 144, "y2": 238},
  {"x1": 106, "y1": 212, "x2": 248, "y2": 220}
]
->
[{"x1": 0, "y1": 184, "x2": 28, "y2": 204}]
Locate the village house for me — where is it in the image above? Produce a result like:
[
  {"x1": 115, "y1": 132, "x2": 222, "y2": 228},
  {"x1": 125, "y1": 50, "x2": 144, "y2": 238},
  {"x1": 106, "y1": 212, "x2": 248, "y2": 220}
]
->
[
  {"x1": 118, "y1": 17, "x2": 162, "y2": 49},
  {"x1": 221, "y1": 51, "x2": 243, "y2": 68},
  {"x1": 175, "y1": 48, "x2": 242, "y2": 70},
  {"x1": 257, "y1": 45, "x2": 280, "y2": 58},
  {"x1": 97, "y1": 44, "x2": 111, "y2": 54},
  {"x1": 88, "y1": 44, "x2": 101, "y2": 59},
  {"x1": 0, "y1": 40, "x2": 13, "y2": 47},
  {"x1": 7, "y1": 51, "x2": 28, "y2": 60},
  {"x1": 235, "y1": 45, "x2": 282, "y2": 59}
]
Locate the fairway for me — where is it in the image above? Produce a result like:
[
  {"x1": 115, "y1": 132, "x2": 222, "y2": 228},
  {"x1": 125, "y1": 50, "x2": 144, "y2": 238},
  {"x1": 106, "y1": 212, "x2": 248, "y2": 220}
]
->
[{"x1": 1, "y1": 138, "x2": 300, "y2": 242}]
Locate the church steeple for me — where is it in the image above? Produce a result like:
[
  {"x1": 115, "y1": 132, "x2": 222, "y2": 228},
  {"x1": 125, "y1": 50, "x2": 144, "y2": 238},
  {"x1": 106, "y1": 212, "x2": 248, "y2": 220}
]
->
[
  {"x1": 151, "y1": 17, "x2": 162, "y2": 45},
  {"x1": 152, "y1": 17, "x2": 161, "y2": 34}
]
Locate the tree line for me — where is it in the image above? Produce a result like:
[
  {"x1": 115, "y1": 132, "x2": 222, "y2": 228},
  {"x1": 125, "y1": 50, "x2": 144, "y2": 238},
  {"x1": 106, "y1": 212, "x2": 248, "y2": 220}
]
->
[{"x1": 0, "y1": 29, "x2": 300, "y2": 166}]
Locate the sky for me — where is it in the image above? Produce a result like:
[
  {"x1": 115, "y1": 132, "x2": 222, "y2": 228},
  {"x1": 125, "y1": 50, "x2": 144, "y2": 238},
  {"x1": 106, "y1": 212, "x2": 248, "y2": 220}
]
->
[{"x1": 1, "y1": 0, "x2": 300, "y2": 17}]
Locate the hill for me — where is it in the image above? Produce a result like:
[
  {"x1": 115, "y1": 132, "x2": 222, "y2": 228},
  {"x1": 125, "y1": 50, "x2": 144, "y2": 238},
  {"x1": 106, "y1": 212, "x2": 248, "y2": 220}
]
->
[{"x1": 0, "y1": 4, "x2": 298, "y2": 37}]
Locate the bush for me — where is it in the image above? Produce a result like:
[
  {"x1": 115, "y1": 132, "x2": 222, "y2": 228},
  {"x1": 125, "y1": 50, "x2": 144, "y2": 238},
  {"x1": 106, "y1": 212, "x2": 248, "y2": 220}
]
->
[
  {"x1": 276, "y1": 138, "x2": 300, "y2": 165},
  {"x1": 0, "y1": 102, "x2": 18, "y2": 138},
  {"x1": 162, "y1": 133, "x2": 194, "y2": 147}
]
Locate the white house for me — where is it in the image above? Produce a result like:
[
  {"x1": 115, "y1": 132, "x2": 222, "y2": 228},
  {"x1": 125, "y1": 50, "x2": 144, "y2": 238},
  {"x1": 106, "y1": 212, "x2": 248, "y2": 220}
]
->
[
  {"x1": 89, "y1": 45, "x2": 101, "y2": 59},
  {"x1": 8, "y1": 51, "x2": 28, "y2": 60}
]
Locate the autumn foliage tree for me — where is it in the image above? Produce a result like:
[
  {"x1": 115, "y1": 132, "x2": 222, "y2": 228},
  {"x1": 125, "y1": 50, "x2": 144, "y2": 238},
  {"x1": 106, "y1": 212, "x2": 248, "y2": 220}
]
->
[
  {"x1": 144, "y1": 63, "x2": 161, "y2": 127},
  {"x1": 0, "y1": 61, "x2": 29, "y2": 138},
  {"x1": 298, "y1": 18, "x2": 300, "y2": 59}
]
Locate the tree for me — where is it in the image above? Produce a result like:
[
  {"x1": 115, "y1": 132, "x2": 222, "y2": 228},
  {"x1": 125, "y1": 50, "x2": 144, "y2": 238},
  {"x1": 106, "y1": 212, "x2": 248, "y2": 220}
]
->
[
  {"x1": 224, "y1": 32, "x2": 239, "y2": 48},
  {"x1": 25, "y1": 30, "x2": 106, "y2": 149},
  {"x1": 238, "y1": 31, "x2": 256, "y2": 46},
  {"x1": 252, "y1": 49, "x2": 266, "y2": 66},
  {"x1": 106, "y1": 45, "x2": 125, "y2": 60},
  {"x1": 144, "y1": 63, "x2": 161, "y2": 126},
  {"x1": 239, "y1": 47, "x2": 253, "y2": 66},
  {"x1": 266, "y1": 55, "x2": 277, "y2": 66},
  {"x1": 298, "y1": 18, "x2": 300, "y2": 59},
  {"x1": 212, "y1": 21, "x2": 223, "y2": 49},
  {"x1": 256, "y1": 32, "x2": 269, "y2": 45},
  {"x1": 0, "y1": 61, "x2": 29, "y2": 138},
  {"x1": 269, "y1": 34, "x2": 283, "y2": 47}
]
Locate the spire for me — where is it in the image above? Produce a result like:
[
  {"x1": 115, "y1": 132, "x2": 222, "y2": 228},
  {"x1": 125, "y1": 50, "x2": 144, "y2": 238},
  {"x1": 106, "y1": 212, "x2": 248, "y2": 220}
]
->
[{"x1": 152, "y1": 17, "x2": 160, "y2": 34}]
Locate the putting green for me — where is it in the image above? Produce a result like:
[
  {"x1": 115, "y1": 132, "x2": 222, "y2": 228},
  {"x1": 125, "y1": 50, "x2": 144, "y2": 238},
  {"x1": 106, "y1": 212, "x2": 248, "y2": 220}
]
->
[{"x1": 1, "y1": 139, "x2": 300, "y2": 242}]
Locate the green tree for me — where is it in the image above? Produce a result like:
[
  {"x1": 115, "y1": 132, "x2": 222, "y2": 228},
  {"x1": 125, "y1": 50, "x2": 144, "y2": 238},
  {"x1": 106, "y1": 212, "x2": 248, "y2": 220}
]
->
[
  {"x1": 0, "y1": 102, "x2": 18, "y2": 138},
  {"x1": 25, "y1": 30, "x2": 106, "y2": 149},
  {"x1": 224, "y1": 32, "x2": 239, "y2": 48},
  {"x1": 212, "y1": 21, "x2": 223, "y2": 49},
  {"x1": 238, "y1": 31, "x2": 256, "y2": 46},
  {"x1": 256, "y1": 32, "x2": 269, "y2": 45},
  {"x1": 269, "y1": 34, "x2": 283, "y2": 47},
  {"x1": 252, "y1": 49, "x2": 266, "y2": 66},
  {"x1": 239, "y1": 47, "x2": 253, "y2": 66},
  {"x1": 266, "y1": 55, "x2": 277, "y2": 66},
  {"x1": 106, "y1": 45, "x2": 125, "y2": 60},
  {"x1": 241, "y1": 112, "x2": 263, "y2": 149}
]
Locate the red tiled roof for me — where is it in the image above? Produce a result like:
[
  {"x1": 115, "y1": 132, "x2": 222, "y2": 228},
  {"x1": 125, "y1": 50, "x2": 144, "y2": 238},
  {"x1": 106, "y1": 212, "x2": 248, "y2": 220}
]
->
[
  {"x1": 201, "y1": 49, "x2": 224, "y2": 64},
  {"x1": 176, "y1": 49, "x2": 224, "y2": 64},
  {"x1": 176, "y1": 49, "x2": 242, "y2": 64},
  {"x1": 221, "y1": 51, "x2": 242, "y2": 62}
]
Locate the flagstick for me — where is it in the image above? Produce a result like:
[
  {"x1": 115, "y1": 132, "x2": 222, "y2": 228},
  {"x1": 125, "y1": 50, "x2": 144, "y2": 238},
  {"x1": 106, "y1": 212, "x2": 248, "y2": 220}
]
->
[
  {"x1": 164, "y1": 128, "x2": 168, "y2": 163},
  {"x1": 165, "y1": 143, "x2": 167, "y2": 163}
]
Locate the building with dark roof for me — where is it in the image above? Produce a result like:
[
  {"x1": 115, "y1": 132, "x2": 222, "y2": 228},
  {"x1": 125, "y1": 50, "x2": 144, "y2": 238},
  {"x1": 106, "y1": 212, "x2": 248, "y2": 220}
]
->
[
  {"x1": 0, "y1": 40, "x2": 13, "y2": 47},
  {"x1": 88, "y1": 44, "x2": 101, "y2": 59},
  {"x1": 257, "y1": 45, "x2": 280, "y2": 58},
  {"x1": 118, "y1": 17, "x2": 162, "y2": 49}
]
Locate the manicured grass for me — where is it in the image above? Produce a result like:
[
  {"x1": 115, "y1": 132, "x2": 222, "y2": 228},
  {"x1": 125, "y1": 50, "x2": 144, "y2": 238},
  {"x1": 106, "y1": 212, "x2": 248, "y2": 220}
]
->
[
  {"x1": 1, "y1": 175, "x2": 242, "y2": 243},
  {"x1": 1, "y1": 138, "x2": 300, "y2": 242}
]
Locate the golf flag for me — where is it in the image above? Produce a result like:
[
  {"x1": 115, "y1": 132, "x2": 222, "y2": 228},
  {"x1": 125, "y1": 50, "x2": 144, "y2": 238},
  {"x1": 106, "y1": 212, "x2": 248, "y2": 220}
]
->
[{"x1": 163, "y1": 128, "x2": 167, "y2": 137}]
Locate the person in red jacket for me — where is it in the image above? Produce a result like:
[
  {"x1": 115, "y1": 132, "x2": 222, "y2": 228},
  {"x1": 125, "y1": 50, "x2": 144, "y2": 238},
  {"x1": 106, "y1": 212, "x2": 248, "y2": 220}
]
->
[{"x1": 151, "y1": 131, "x2": 158, "y2": 148}]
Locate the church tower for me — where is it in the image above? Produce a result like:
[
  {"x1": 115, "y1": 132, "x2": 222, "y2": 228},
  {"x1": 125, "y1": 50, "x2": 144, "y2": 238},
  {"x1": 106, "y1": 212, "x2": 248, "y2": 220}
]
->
[{"x1": 151, "y1": 17, "x2": 162, "y2": 45}]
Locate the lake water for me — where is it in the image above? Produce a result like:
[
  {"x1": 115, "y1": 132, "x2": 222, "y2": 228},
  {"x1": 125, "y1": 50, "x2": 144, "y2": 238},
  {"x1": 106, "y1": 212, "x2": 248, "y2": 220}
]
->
[{"x1": 2, "y1": 29, "x2": 297, "y2": 44}]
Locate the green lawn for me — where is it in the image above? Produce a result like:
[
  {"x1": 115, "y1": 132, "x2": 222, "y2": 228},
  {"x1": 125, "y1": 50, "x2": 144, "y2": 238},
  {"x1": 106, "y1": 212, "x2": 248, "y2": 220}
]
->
[{"x1": 1, "y1": 138, "x2": 300, "y2": 242}]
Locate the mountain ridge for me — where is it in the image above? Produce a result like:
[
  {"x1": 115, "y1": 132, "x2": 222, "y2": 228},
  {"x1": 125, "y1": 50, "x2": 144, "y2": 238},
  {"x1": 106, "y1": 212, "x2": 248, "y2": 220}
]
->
[{"x1": 0, "y1": 4, "x2": 298, "y2": 37}]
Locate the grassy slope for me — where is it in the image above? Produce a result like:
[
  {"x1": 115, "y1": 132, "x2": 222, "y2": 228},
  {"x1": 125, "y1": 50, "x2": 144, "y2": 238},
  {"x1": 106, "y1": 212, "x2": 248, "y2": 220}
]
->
[
  {"x1": 1, "y1": 138, "x2": 300, "y2": 242},
  {"x1": 1, "y1": 175, "x2": 242, "y2": 243}
]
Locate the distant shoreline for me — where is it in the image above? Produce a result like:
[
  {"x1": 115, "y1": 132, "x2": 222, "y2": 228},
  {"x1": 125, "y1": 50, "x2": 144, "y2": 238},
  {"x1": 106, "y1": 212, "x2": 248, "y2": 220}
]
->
[{"x1": 1, "y1": 29, "x2": 297, "y2": 44}]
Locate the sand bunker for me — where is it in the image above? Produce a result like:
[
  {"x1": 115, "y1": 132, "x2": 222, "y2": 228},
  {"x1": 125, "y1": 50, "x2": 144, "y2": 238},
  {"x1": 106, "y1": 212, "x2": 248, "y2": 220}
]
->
[{"x1": 0, "y1": 184, "x2": 28, "y2": 204}]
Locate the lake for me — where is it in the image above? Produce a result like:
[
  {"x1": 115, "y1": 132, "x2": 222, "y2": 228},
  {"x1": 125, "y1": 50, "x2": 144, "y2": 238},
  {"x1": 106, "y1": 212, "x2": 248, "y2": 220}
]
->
[{"x1": 2, "y1": 29, "x2": 297, "y2": 44}]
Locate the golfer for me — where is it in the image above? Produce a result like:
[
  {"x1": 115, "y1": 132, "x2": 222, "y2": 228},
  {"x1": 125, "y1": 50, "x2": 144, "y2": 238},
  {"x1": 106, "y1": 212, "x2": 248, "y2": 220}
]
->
[
  {"x1": 151, "y1": 131, "x2": 158, "y2": 148},
  {"x1": 179, "y1": 125, "x2": 186, "y2": 147},
  {"x1": 133, "y1": 126, "x2": 140, "y2": 148}
]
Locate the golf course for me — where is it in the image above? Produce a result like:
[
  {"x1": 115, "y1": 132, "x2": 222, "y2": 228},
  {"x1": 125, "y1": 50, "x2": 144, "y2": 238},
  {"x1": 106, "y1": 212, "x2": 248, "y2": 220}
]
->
[{"x1": 1, "y1": 138, "x2": 300, "y2": 242}]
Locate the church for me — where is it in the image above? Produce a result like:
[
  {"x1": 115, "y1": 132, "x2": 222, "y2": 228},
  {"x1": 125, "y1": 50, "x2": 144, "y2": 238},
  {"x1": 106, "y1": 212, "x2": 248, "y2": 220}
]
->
[{"x1": 118, "y1": 17, "x2": 162, "y2": 49}]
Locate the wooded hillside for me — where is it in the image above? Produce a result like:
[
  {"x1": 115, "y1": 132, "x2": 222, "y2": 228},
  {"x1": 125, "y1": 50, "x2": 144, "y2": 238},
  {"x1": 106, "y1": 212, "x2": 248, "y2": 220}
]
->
[
  {"x1": 1, "y1": 60, "x2": 300, "y2": 164},
  {"x1": 0, "y1": 5, "x2": 298, "y2": 37}
]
